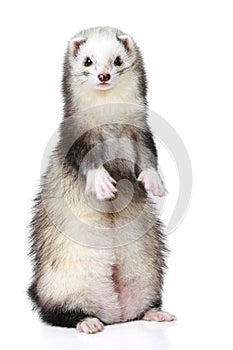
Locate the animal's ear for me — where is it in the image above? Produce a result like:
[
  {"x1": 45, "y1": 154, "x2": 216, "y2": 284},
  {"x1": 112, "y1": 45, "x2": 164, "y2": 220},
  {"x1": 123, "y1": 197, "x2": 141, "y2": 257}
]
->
[
  {"x1": 117, "y1": 34, "x2": 134, "y2": 53},
  {"x1": 70, "y1": 37, "x2": 86, "y2": 57}
]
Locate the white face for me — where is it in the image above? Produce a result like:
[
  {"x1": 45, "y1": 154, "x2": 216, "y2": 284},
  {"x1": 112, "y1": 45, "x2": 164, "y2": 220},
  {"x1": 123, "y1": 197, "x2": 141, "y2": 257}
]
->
[{"x1": 70, "y1": 34, "x2": 136, "y2": 91}]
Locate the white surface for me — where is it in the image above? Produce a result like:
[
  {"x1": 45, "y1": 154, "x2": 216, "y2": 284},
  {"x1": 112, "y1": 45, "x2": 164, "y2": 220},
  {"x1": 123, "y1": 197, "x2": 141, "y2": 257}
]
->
[{"x1": 1, "y1": 0, "x2": 233, "y2": 349}]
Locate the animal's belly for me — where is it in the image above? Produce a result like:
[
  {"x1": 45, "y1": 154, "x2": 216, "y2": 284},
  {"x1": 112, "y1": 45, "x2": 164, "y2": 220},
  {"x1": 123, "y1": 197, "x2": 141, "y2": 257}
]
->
[{"x1": 110, "y1": 265, "x2": 149, "y2": 322}]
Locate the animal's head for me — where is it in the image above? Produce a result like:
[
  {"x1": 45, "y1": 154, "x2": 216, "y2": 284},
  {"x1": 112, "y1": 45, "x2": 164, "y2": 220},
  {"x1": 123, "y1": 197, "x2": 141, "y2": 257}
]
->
[
  {"x1": 63, "y1": 27, "x2": 147, "y2": 113},
  {"x1": 69, "y1": 27, "x2": 137, "y2": 90}
]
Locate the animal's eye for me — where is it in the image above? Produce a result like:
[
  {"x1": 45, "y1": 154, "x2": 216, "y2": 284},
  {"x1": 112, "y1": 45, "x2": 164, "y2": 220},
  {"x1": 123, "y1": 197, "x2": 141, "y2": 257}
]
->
[
  {"x1": 84, "y1": 57, "x2": 93, "y2": 67},
  {"x1": 114, "y1": 56, "x2": 123, "y2": 66}
]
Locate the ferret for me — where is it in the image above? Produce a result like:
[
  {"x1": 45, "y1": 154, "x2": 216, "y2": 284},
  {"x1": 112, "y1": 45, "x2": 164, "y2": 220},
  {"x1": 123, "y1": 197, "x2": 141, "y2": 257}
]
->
[{"x1": 28, "y1": 26, "x2": 176, "y2": 334}]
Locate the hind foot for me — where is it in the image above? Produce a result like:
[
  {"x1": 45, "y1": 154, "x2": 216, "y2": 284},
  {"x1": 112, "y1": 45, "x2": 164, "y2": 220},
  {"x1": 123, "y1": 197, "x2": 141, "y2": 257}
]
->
[
  {"x1": 76, "y1": 317, "x2": 104, "y2": 334},
  {"x1": 142, "y1": 309, "x2": 176, "y2": 322}
]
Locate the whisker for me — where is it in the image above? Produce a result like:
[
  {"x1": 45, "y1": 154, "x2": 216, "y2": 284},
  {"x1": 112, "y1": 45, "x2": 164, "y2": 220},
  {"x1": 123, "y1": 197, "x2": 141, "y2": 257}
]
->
[
  {"x1": 79, "y1": 79, "x2": 88, "y2": 86},
  {"x1": 71, "y1": 71, "x2": 90, "y2": 77},
  {"x1": 114, "y1": 61, "x2": 136, "y2": 76}
]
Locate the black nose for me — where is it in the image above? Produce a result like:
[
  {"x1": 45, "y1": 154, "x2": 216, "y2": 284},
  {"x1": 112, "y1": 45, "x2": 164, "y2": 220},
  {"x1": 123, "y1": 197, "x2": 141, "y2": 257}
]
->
[{"x1": 98, "y1": 73, "x2": 111, "y2": 82}]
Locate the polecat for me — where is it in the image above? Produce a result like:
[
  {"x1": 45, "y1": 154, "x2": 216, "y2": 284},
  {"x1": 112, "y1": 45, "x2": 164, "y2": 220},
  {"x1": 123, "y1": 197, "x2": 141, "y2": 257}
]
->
[{"x1": 28, "y1": 26, "x2": 176, "y2": 334}]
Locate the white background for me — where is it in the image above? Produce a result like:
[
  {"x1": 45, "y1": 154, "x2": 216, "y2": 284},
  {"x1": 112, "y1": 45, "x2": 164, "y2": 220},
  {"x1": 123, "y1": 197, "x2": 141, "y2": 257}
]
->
[{"x1": 1, "y1": 1, "x2": 233, "y2": 349}]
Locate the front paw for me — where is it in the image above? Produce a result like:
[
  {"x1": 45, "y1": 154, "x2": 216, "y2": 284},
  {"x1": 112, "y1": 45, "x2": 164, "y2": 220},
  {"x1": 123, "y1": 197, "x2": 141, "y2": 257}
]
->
[
  {"x1": 85, "y1": 167, "x2": 117, "y2": 200},
  {"x1": 138, "y1": 168, "x2": 167, "y2": 197}
]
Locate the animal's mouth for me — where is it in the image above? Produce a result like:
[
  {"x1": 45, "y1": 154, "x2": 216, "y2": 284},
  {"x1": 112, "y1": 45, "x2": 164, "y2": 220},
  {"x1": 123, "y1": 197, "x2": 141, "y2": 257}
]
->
[
  {"x1": 98, "y1": 82, "x2": 110, "y2": 86},
  {"x1": 97, "y1": 82, "x2": 112, "y2": 90}
]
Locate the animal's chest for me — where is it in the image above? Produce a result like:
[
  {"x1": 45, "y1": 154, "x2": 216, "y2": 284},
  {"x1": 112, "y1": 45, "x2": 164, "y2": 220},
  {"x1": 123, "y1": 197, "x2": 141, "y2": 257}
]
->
[
  {"x1": 89, "y1": 125, "x2": 139, "y2": 178},
  {"x1": 89, "y1": 124, "x2": 139, "y2": 156}
]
